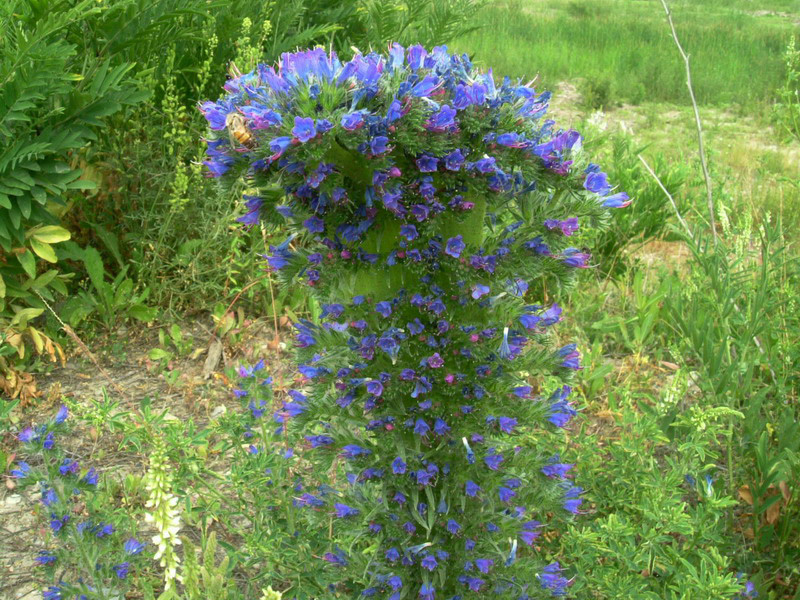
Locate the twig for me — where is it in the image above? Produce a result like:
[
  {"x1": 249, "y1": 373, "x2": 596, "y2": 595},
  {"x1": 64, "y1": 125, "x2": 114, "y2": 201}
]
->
[
  {"x1": 34, "y1": 291, "x2": 130, "y2": 400},
  {"x1": 659, "y1": 0, "x2": 718, "y2": 244},
  {"x1": 636, "y1": 155, "x2": 777, "y2": 383},
  {"x1": 638, "y1": 155, "x2": 691, "y2": 236}
]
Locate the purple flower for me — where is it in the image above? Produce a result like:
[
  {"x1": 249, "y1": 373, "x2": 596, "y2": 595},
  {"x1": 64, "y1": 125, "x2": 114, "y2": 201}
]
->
[
  {"x1": 375, "y1": 302, "x2": 392, "y2": 318},
  {"x1": 334, "y1": 503, "x2": 360, "y2": 518},
  {"x1": 465, "y1": 480, "x2": 481, "y2": 497},
  {"x1": 444, "y1": 149, "x2": 465, "y2": 171},
  {"x1": 602, "y1": 192, "x2": 631, "y2": 208},
  {"x1": 54, "y1": 405, "x2": 68, "y2": 424},
  {"x1": 114, "y1": 562, "x2": 130, "y2": 579},
  {"x1": 124, "y1": 538, "x2": 145, "y2": 555},
  {"x1": 416, "y1": 155, "x2": 438, "y2": 172},
  {"x1": 392, "y1": 457, "x2": 407, "y2": 474},
  {"x1": 419, "y1": 583, "x2": 435, "y2": 600},
  {"x1": 475, "y1": 558, "x2": 493, "y2": 574},
  {"x1": 49, "y1": 513, "x2": 69, "y2": 533},
  {"x1": 584, "y1": 171, "x2": 610, "y2": 195},
  {"x1": 400, "y1": 224, "x2": 418, "y2": 240},
  {"x1": 539, "y1": 562, "x2": 569, "y2": 595},
  {"x1": 484, "y1": 450, "x2": 504, "y2": 471},
  {"x1": 306, "y1": 435, "x2": 334, "y2": 448},
  {"x1": 471, "y1": 284, "x2": 490, "y2": 299},
  {"x1": 10, "y1": 461, "x2": 30, "y2": 478},
  {"x1": 445, "y1": 235, "x2": 465, "y2": 258},
  {"x1": 292, "y1": 116, "x2": 316, "y2": 142},
  {"x1": 544, "y1": 217, "x2": 579, "y2": 236},
  {"x1": 426, "y1": 105, "x2": 456, "y2": 132},
  {"x1": 410, "y1": 76, "x2": 440, "y2": 97},
  {"x1": 42, "y1": 586, "x2": 62, "y2": 600},
  {"x1": 542, "y1": 462, "x2": 574, "y2": 478},
  {"x1": 268, "y1": 136, "x2": 292, "y2": 160},
  {"x1": 421, "y1": 554, "x2": 438, "y2": 571},
  {"x1": 434, "y1": 418, "x2": 450, "y2": 436},
  {"x1": 35, "y1": 551, "x2": 57, "y2": 565},
  {"x1": 303, "y1": 216, "x2": 325, "y2": 234},
  {"x1": 341, "y1": 111, "x2": 366, "y2": 130},
  {"x1": 413, "y1": 418, "x2": 430, "y2": 437},
  {"x1": 341, "y1": 445, "x2": 371, "y2": 459},
  {"x1": 472, "y1": 157, "x2": 496, "y2": 173},
  {"x1": 59, "y1": 458, "x2": 79, "y2": 476},
  {"x1": 562, "y1": 248, "x2": 590, "y2": 268},
  {"x1": 82, "y1": 468, "x2": 99, "y2": 485},
  {"x1": 370, "y1": 136, "x2": 390, "y2": 155},
  {"x1": 426, "y1": 353, "x2": 444, "y2": 368},
  {"x1": 386, "y1": 547, "x2": 400, "y2": 562},
  {"x1": 447, "y1": 519, "x2": 461, "y2": 534},
  {"x1": 323, "y1": 548, "x2": 349, "y2": 566}
]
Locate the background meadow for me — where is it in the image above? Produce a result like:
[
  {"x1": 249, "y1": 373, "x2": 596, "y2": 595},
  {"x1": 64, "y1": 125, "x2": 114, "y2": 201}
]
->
[{"x1": 1, "y1": 0, "x2": 798, "y2": 599}]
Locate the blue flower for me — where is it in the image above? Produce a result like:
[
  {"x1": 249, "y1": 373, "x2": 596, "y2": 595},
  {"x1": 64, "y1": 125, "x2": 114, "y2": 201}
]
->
[
  {"x1": 444, "y1": 149, "x2": 465, "y2": 171},
  {"x1": 124, "y1": 538, "x2": 145, "y2": 555},
  {"x1": 444, "y1": 235, "x2": 465, "y2": 258},
  {"x1": 465, "y1": 480, "x2": 481, "y2": 497},
  {"x1": 484, "y1": 450, "x2": 503, "y2": 471},
  {"x1": 35, "y1": 551, "x2": 57, "y2": 565},
  {"x1": 10, "y1": 461, "x2": 30, "y2": 478},
  {"x1": 392, "y1": 457, "x2": 407, "y2": 474},
  {"x1": 426, "y1": 105, "x2": 456, "y2": 132},
  {"x1": 370, "y1": 136, "x2": 390, "y2": 155},
  {"x1": 268, "y1": 136, "x2": 292, "y2": 160},
  {"x1": 421, "y1": 554, "x2": 438, "y2": 571},
  {"x1": 413, "y1": 418, "x2": 430, "y2": 437},
  {"x1": 49, "y1": 513, "x2": 69, "y2": 533},
  {"x1": 601, "y1": 192, "x2": 631, "y2": 208},
  {"x1": 305, "y1": 435, "x2": 334, "y2": 448},
  {"x1": 114, "y1": 562, "x2": 130, "y2": 579},
  {"x1": 538, "y1": 562, "x2": 569, "y2": 596},
  {"x1": 42, "y1": 586, "x2": 62, "y2": 600},
  {"x1": 416, "y1": 155, "x2": 439, "y2": 172},
  {"x1": 54, "y1": 405, "x2": 68, "y2": 424},
  {"x1": 334, "y1": 503, "x2": 359, "y2": 518},
  {"x1": 385, "y1": 547, "x2": 400, "y2": 562},
  {"x1": 341, "y1": 111, "x2": 367, "y2": 131},
  {"x1": 447, "y1": 519, "x2": 461, "y2": 534},
  {"x1": 292, "y1": 116, "x2": 316, "y2": 142},
  {"x1": 419, "y1": 583, "x2": 435, "y2": 600},
  {"x1": 584, "y1": 171, "x2": 610, "y2": 195},
  {"x1": 303, "y1": 216, "x2": 325, "y2": 234},
  {"x1": 341, "y1": 445, "x2": 371, "y2": 459}
]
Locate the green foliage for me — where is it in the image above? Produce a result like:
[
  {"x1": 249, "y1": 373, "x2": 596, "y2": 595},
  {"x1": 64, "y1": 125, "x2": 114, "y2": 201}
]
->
[
  {"x1": 665, "y1": 218, "x2": 800, "y2": 585},
  {"x1": 455, "y1": 0, "x2": 793, "y2": 106},
  {"x1": 773, "y1": 35, "x2": 800, "y2": 142},
  {"x1": 563, "y1": 389, "x2": 744, "y2": 600},
  {"x1": 0, "y1": 0, "x2": 148, "y2": 371},
  {"x1": 584, "y1": 133, "x2": 689, "y2": 276}
]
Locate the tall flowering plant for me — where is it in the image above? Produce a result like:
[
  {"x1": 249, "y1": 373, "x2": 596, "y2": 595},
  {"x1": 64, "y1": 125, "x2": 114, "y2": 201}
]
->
[{"x1": 201, "y1": 45, "x2": 628, "y2": 600}]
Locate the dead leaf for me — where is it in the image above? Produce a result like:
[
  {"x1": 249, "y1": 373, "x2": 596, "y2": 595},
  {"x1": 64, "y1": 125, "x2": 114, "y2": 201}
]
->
[
  {"x1": 202, "y1": 338, "x2": 223, "y2": 379},
  {"x1": 659, "y1": 361, "x2": 679, "y2": 370},
  {"x1": 779, "y1": 481, "x2": 791, "y2": 503},
  {"x1": 738, "y1": 485, "x2": 754, "y2": 505}
]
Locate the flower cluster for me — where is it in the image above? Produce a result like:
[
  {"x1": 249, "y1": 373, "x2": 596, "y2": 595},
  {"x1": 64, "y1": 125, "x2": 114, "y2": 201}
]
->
[
  {"x1": 8, "y1": 406, "x2": 145, "y2": 598},
  {"x1": 204, "y1": 44, "x2": 628, "y2": 599},
  {"x1": 143, "y1": 436, "x2": 183, "y2": 590}
]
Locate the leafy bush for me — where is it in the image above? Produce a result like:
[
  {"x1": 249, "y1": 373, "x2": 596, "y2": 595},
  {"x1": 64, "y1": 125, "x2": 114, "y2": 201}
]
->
[
  {"x1": 195, "y1": 42, "x2": 634, "y2": 598},
  {"x1": 0, "y1": 0, "x2": 147, "y2": 382}
]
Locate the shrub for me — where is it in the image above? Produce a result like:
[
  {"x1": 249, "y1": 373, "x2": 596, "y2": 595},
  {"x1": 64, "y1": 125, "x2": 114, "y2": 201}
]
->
[
  {"x1": 0, "y1": 0, "x2": 147, "y2": 385},
  {"x1": 200, "y1": 44, "x2": 631, "y2": 598}
]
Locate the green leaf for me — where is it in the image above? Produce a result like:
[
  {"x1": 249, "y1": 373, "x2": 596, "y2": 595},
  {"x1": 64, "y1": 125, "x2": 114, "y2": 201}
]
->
[
  {"x1": 128, "y1": 304, "x2": 157, "y2": 322},
  {"x1": 0, "y1": 273, "x2": 5, "y2": 298},
  {"x1": 17, "y1": 250, "x2": 36, "y2": 278},
  {"x1": 30, "y1": 238, "x2": 57, "y2": 263},
  {"x1": 83, "y1": 246, "x2": 106, "y2": 291},
  {"x1": 32, "y1": 225, "x2": 71, "y2": 244}
]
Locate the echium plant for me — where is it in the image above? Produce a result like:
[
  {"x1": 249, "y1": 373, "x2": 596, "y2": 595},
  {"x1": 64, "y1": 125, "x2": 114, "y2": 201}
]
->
[
  {"x1": 201, "y1": 45, "x2": 629, "y2": 599},
  {"x1": 8, "y1": 406, "x2": 146, "y2": 599}
]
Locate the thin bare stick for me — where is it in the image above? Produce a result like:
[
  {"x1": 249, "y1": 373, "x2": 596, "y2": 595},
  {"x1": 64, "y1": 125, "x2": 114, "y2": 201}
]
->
[
  {"x1": 637, "y1": 155, "x2": 777, "y2": 383},
  {"x1": 34, "y1": 291, "x2": 130, "y2": 400},
  {"x1": 638, "y1": 155, "x2": 691, "y2": 236},
  {"x1": 659, "y1": 0, "x2": 718, "y2": 244}
]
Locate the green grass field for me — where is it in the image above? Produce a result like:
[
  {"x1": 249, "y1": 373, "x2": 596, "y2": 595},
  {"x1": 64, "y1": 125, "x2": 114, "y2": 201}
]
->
[{"x1": 454, "y1": 0, "x2": 797, "y2": 106}]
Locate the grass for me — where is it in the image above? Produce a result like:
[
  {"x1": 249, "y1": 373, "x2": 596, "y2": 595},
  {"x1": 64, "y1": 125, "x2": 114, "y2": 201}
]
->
[{"x1": 454, "y1": 0, "x2": 797, "y2": 106}]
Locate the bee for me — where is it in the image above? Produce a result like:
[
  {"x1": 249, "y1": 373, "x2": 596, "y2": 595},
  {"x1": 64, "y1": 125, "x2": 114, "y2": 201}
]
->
[{"x1": 226, "y1": 112, "x2": 255, "y2": 149}]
